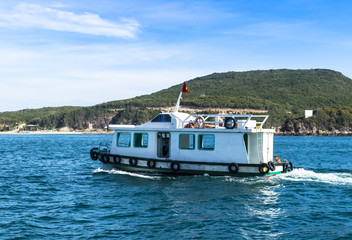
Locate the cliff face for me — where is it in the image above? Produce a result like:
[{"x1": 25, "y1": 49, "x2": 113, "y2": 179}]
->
[
  {"x1": 278, "y1": 107, "x2": 352, "y2": 135},
  {"x1": 278, "y1": 122, "x2": 352, "y2": 136}
]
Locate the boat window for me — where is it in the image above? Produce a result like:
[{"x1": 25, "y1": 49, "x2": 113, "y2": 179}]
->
[
  {"x1": 151, "y1": 114, "x2": 171, "y2": 122},
  {"x1": 179, "y1": 134, "x2": 195, "y2": 150},
  {"x1": 134, "y1": 133, "x2": 148, "y2": 148},
  {"x1": 198, "y1": 134, "x2": 215, "y2": 150},
  {"x1": 117, "y1": 133, "x2": 131, "y2": 147}
]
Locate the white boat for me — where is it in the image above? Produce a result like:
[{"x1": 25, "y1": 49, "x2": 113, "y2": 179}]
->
[{"x1": 90, "y1": 83, "x2": 293, "y2": 177}]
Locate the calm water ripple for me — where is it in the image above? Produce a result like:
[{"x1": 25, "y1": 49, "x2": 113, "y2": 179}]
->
[{"x1": 1, "y1": 135, "x2": 352, "y2": 239}]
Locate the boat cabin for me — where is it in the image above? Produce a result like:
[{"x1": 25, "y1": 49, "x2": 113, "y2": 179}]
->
[{"x1": 108, "y1": 112, "x2": 274, "y2": 165}]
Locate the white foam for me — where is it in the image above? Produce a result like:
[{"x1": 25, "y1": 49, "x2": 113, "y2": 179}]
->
[
  {"x1": 92, "y1": 168, "x2": 161, "y2": 180},
  {"x1": 222, "y1": 175, "x2": 269, "y2": 184},
  {"x1": 275, "y1": 168, "x2": 352, "y2": 186},
  {"x1": 91, "y1": 167, "x2": 352, "y2": 185}
]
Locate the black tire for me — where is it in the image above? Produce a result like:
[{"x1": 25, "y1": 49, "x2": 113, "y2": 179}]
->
[
  {"x1": 129, "y1": 158, "x2": 138, "y2": 166},
  {"x1": 113, "y1": 156, "x2": 121, "y2": 164},
  {"x1": 288, "y1": 162, "x2": 294, "y2": 172},
  {"x1": 282, "y1": 162, "x2": 288, "y2": 173},
  {"x1": 101, "y1": 154, "x2": 109, "y2": 164},
  {"x1": 268, "y1": 161, "x2": 276, "y2": 171},
  {"x1": 147, "y1": 160, "x2": 156, "y2": 169},
  {"x1": 224, "y1": 117, "x2": 237, "y2": 129},
  {"x1": 90, "y1": 148, "x2": 98, "y2": 160},
  {"x1": 259, "y1": 163, "x2": 270, "y2": 174},
  {"x1": 228, "y1": 163, "x2": 239, "y2": 174},
  {"x1": 170, "y1": 162, "x2": 180, "y2": 172}
]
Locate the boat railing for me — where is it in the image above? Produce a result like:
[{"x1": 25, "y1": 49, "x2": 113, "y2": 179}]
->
[
  {"x1": 248, "y1": 115, "x2": 269, "y2": 128},
  {"x1": 182, "y1": 114, "x2": 269, "y2": 129},
  {"x1": 98, "y1": 141, "x2": 112, "y2": 153}
]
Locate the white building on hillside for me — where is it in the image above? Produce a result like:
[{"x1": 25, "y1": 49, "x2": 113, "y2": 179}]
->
[{"x1": 305, "y1": 110, "x2": 314, "y2": 118}]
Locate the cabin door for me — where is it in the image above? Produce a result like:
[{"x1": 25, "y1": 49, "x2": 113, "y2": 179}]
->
[{"x1": 157, "y1": 132, "x2": 170, "y2": 158}]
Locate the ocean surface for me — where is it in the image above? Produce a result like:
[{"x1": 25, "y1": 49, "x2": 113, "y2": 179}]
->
[{"x1": 1, "y1": 134, "x2": 352, "y2": 239}]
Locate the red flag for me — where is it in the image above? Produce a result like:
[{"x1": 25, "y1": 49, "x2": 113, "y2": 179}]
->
[{"x1": 182, "y1": 82, "x2": 190, "y2": 93}]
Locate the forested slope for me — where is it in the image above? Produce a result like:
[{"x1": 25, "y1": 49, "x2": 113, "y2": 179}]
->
[
  {"x1": 105, "y1": 69, "x2": 352, "y2": 111},
  {"x1": 1, "y1": 69, "x2": 352, "y2": 134}
]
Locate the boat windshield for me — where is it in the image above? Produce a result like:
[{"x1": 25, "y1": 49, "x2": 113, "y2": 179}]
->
[{"x1": 151, "y1": 114, "x2": 171, "y2": 122}]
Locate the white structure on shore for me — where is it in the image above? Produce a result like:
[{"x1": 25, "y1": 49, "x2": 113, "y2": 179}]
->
[{"x1": 305, "y1": 110, "x2": 314, "y2": 118}]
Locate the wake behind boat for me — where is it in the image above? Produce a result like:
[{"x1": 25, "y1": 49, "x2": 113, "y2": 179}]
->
[{"x1": 90, "y1": 82, "x2": 293, "y2": 177}]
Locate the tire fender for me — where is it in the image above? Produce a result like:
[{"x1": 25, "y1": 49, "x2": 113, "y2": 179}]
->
[
  {"x1": 129, "y1": 158, "x2": 138, "y2": 166},
  {"x1": 259, "y1": 163, "x2": 270, "y2": 174},
  {"x1": 113, "y1": 156, "x2": 121, "y2": 164},
  {"x1": 147, "y1": 160, "x2": 156, "y2": 169},
  {"x1": 228, "y1": 163, "x2": 239, "y2": 174},
  {"x1": 90, "y1": 148, "x2": 98, "y2": 160},
  {"x1": 171, "y1": 162, "x2": 180, "y2": 172},
  {"x1": 268, "y1": 161, "x2": 276, "y2": 171}
]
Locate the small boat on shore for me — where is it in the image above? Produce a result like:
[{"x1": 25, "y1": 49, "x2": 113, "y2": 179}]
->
[{"x1": 90, "y1": 83, "x2": 293, "y2": 177}]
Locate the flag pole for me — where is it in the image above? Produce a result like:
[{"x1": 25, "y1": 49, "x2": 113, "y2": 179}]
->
[
  {"x1": 174, "y1": 92, "x2": 183, "y2": 112},
  {"x1": 174, "y1": 82, "x2": 189, "y2": 113}
]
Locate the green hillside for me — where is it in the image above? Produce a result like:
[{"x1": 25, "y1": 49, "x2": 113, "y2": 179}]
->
[
  {"x1": 1, "y1": 69, "x2": 352, "y2": 134},
  {"x1": 105, "y1": 69, "x2": 352, "y2": 111}
]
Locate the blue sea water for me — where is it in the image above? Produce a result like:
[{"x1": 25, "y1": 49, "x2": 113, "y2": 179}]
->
[{"x1": 0, "y1": 134, "x2": 352, "y2": 239}]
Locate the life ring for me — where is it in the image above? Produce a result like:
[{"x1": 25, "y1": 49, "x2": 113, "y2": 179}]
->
[
  {"x1": 171, "y1": 162, "x2": 180, "y2": 172},
  {"x1": 282, "y1": 162, "x2": 288, "y2": 173},
  {"x1": 224, "y1": 117, "x2": 237, "y2": 129},
  {"x1": 147, "y1": 160, "x2": 156, "y2": 169},
  {"x1": 228, "y1": 163, "x2": 239, "y2": 174},
  {"x1": 113, "y1": 156, "x2": 121, "y2": 164},
  {"x1": 288, "y1": 162, "x2": 294, "y2": 172},
  {"x1": 129, "y1": 158, "x2": 138, "y2": 166},
  {"x1": 194, "y1": 116, "x2": 205, "y2": 129},
  {"x1": 268, "y1": 161, "x2": 276, "y2": 171},
  {"x1": 259, "y1": 163, "x2": 270, "y2": 174},
  {"x1": 90, "y1": 148, "x2": 98, "y2": 160}
]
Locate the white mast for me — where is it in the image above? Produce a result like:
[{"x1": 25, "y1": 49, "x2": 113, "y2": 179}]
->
[
  {"x1": 174, "y1": 82, "x2": 189, "y2": 113},
  {"x1": 174, "y1": 92, "x2": 183, "y2": 112}
]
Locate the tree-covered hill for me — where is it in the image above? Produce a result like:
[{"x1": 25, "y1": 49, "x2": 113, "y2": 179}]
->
[
  {"x1": 1, "y1": 69, "x2": 352, "y2": 134},
  {"x1": 105, "y1": 69, "x2": 352, "y2": 111}
]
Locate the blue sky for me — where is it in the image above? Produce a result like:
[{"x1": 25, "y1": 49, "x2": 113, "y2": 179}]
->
[{"x1": 0, "y1": 0, "x2": 352, "y2": 112}]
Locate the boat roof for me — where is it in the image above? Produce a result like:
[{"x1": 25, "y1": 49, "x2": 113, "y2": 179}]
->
[
  {"x1": 108, "y1": 111, "x2": 274, "y2": 133},
  {"x1": 108, "y1": 89, "x2": 274, "y2": 133}
]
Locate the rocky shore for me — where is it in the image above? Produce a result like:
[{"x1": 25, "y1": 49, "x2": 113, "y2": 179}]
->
[
  {"x1": 277, "y1": 122, "x2": 352, "y2": 136},
  {"x1": 275, "y1": 131, "x2": 352, "y2": 136}
]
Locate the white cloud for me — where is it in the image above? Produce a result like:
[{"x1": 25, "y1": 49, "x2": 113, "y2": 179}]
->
[
  {"x1": 0, "y1": 68, "x2": 207, "y2": 112},
  {"x1": 0, "y1": 41, "x2": 211, "y2": 111},
  {"x1": 0, "y1": 3, "x2": 140, "y2": 38}
]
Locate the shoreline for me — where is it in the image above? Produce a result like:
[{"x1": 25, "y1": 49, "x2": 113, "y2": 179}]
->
[
  {"x1": 1, "y1": 130, "x2": 351, "y2": 136},
  {"x1": 276, "y1": 132, "x2": 352, "y2": 136},
  {"x1": 0, "y1": 131, "x2": 113, "y2": 135}
]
